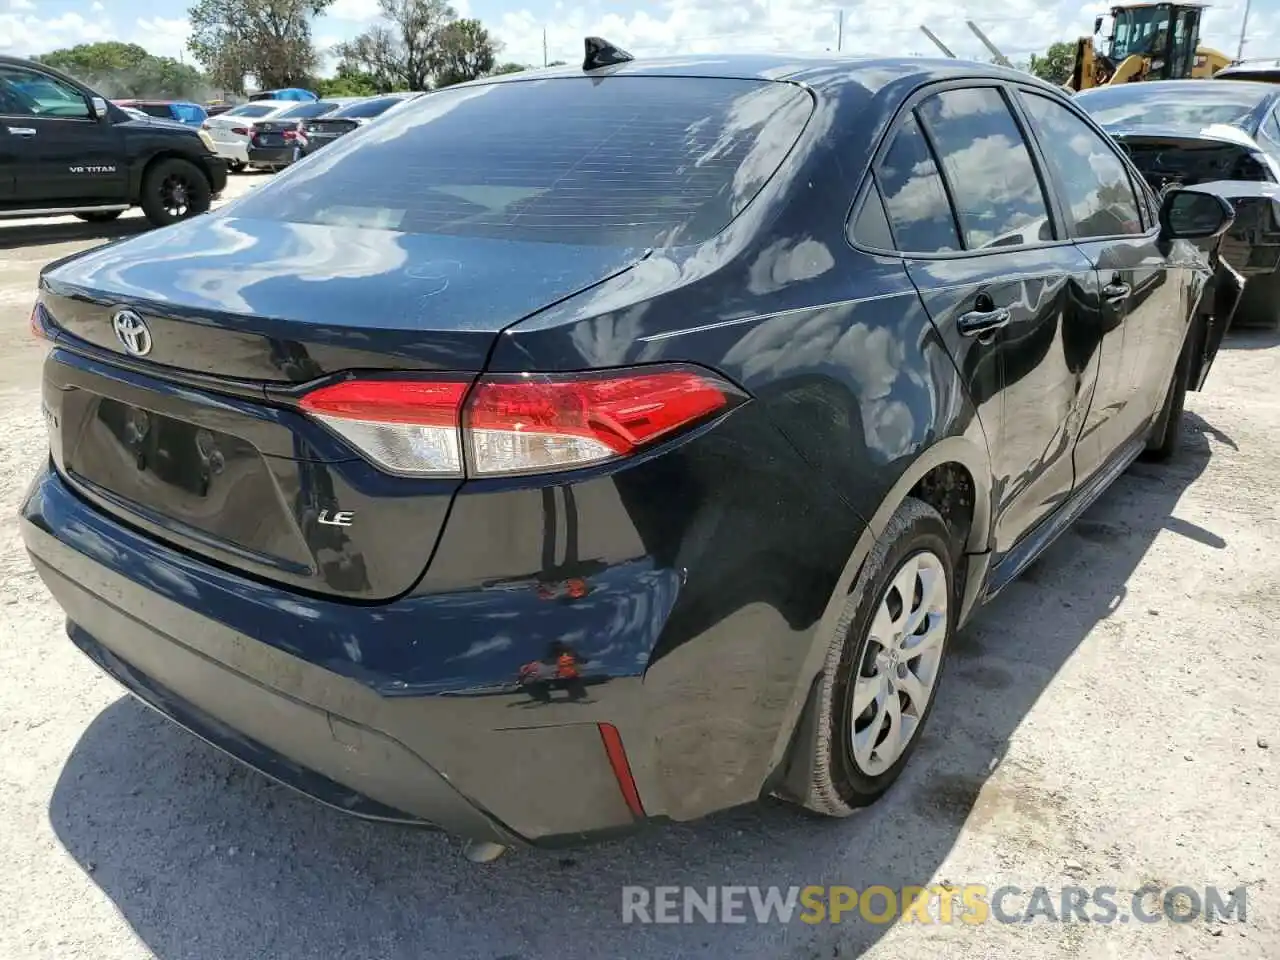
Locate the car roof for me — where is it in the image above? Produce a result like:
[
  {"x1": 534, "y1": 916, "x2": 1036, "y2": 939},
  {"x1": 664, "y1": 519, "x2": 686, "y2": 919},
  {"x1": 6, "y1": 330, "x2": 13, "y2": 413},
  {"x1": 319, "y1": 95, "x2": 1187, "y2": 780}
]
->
[{"x1": 473, "y1": 54, "x2": 1056, "y2": 98}]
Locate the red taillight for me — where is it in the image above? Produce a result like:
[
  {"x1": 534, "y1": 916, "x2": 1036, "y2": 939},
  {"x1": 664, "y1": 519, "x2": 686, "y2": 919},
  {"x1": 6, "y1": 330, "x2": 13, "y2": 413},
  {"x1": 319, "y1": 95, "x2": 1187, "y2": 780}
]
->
[
  {"x1": 465, "y1": 370, "x2": 733, "y2": 475},
  {"x1": 231, "y1": 126, "x2": 249, "y2": 136},
  {"x1": 30, "y1": 302, "x2": 50, "y2": 340},
  {"x1": 298, "y1": 366, "x2": 742, "y2": 479},
  {"x1": 299, "y1": 378, "x2": 469, "y2": 477},
  {"x1": 283, "y1": 128, "x2": 303, "y2": 141}
]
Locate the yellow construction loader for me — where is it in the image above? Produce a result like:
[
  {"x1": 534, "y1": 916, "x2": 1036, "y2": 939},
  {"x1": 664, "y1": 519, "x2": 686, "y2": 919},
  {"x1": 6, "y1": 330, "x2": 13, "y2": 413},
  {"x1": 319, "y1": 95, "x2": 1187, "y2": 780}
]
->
[{"x1": 1068, "y1": 2, "x2": 1232, "y2": 91}]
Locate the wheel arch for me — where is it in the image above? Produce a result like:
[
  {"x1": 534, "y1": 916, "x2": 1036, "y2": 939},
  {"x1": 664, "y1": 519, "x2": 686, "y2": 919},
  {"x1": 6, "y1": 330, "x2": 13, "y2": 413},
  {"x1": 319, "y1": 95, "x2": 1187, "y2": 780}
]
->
[
  {"x1": 129, "y1": 149, "x2": 213, "y2": 200},
  {"x1": 763, "y1": 433, "x2": 995, "y2": 806}
]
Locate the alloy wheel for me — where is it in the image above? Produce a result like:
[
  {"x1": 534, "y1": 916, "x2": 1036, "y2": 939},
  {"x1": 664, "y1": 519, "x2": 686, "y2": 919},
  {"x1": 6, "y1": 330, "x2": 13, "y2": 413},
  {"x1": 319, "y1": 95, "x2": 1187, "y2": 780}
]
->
[
  {"x1": 160, "y1": 174, "x2": 192, "y2": 219},
  {"x1": 849, "y1": 549, "x2": 949, "y2": 776}
]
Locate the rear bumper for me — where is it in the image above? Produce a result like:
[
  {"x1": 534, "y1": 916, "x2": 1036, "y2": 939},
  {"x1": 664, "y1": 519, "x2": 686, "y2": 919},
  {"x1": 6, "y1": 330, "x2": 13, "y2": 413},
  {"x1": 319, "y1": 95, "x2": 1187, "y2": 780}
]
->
[
  {"x1": 20, "y1": 388, "x2": 861, "y2": 842},
  {"x1": 20, "y1": 464, "x2": 652, "y2": 846},
  {"x1": 247, "y1": 145, "x2": 301, "y2": 166},
  {"x1": 211, "y1": 141, "x2": 248, "y2": 164},
  {"x1": 203, "y1": 155, "x2": 229, "y2": 196}
]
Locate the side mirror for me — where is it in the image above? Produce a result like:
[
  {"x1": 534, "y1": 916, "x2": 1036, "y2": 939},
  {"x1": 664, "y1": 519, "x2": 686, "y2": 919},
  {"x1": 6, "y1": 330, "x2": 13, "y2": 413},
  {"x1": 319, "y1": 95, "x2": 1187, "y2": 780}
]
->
[
  {"x1": 1159, "y1": 188, "x2": 1236, "y2": 240},
  {"x1": 90, "y1": 96, "x2": 110, "y2": 122},
  {"x1": 1094, "y1": 15, "x2": 1104, "y2": 34}
]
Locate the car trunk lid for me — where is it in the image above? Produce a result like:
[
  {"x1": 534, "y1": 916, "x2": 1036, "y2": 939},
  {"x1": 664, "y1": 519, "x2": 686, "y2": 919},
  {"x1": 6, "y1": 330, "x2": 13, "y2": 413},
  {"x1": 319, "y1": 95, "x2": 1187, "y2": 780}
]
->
[{"x1": 38, "y1": 214, "x2": 643, "y2": 601}]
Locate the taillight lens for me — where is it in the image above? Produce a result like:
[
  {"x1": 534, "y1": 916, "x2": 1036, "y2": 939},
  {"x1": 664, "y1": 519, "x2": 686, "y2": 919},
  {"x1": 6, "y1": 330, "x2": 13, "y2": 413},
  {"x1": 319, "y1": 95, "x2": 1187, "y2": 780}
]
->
[
  {"x1": 465, "y1": 370, "x2": 735, "y2": 476},
  {"x1": 299, "y1": 379, "x2": 469, "y2": 477},
  {"x1": 298, "y1": 367, "x2": 743, "y2": 479},
  {"x1": 30, "y1": 302, "x2": 51, "y2": 340}
]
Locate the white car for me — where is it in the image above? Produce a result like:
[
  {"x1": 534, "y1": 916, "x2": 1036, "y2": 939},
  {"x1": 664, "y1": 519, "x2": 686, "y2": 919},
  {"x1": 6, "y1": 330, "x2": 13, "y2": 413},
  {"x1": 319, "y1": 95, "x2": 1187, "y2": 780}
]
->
[{"x1": 201, "y1": 100, "x2": 295, "y2": 171}]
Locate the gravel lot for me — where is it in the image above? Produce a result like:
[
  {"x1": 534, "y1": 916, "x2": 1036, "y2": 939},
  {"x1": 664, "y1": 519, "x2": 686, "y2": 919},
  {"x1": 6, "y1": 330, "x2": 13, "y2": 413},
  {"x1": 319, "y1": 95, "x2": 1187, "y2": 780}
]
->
[{"x1": 0, "y1": 179, "x2": 1276, "y2": 959}]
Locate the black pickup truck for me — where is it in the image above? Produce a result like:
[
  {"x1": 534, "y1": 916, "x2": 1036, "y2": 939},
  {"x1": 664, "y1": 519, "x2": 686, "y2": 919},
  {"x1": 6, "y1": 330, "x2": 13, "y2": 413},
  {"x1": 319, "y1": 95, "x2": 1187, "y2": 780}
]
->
[{"x1": 0, "y1": 55, "x2": 227, "y2": 227}]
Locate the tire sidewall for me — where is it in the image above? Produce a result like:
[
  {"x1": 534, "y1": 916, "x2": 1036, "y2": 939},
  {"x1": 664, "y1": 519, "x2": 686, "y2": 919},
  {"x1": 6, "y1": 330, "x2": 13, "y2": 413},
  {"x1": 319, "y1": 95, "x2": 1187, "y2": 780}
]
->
[
  {"x1": 809, "y1": 499, "x2": 957, "y2": 814},
  {"x1": 141, "y1": 158, "x2": 212, "y2": 227}
]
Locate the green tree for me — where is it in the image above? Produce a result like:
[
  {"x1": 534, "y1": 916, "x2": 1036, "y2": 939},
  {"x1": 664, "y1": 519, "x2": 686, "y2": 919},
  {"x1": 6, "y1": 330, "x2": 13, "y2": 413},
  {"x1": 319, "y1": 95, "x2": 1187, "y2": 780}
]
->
[
  {"x1": 188, "y1": 0, "x2": 332, "y2": 95},
  {"x1": 315, "y1": 64, "x2": 382, "y2": 96},
  {"x1": 1028, "y1": 41, "x2": 1077, "y2": 86},
  {"x1": 334, "y1": 0, "x2": 500, "y2": 90},
  {"x1": 433, "y1": 18, "x2": 499, "y2": 87},
  {"x1": 491, "y1": 61, "x2": 526, "y2": 75},
  {"x1": 35, "y1": 42, "x2": 210, "y2": 99},
  {"x1": 334, "y1": 0, "x2": 453, "y2": 91}
]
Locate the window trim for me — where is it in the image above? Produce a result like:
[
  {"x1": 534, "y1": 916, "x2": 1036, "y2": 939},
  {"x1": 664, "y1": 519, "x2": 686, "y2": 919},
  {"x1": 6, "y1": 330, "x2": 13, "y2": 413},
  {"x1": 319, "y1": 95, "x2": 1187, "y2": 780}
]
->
[
  {"x1": 1012, "y1": 85, "x2": 1159, "y2": 243},
  {"x1": 915, "y1": 84, "x2": 1061, "y2": 253},
  {"x1": 847, "y1": 177, "x2": 898, "y2": 254},
  {"x1": 847, "y1": 77, "x2": 1082, "y2": 260}
]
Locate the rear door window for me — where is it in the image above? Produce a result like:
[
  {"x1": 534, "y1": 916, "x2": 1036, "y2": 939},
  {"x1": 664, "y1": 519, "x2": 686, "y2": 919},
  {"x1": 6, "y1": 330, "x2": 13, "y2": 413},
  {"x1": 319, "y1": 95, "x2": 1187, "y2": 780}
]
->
[
  {"x1": 916, "y1": 87, "x2": 1054, "y2": 250},
  {"x1": 876, "y1": 113, "x2": 961, "y2": 253},
  {"x1": 1018, "y1": 91, "x2": 1145, "y2": 239},
  {"x1": 228, "y1": 77, "x2": 815, "y2": 248}
]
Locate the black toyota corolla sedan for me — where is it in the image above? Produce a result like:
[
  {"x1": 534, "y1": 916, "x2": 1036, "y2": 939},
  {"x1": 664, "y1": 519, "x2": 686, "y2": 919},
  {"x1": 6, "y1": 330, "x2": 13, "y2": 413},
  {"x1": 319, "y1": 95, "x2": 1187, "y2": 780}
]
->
[{"x1": 21, "y1": 47, "x2": 1242, "y2": 859}]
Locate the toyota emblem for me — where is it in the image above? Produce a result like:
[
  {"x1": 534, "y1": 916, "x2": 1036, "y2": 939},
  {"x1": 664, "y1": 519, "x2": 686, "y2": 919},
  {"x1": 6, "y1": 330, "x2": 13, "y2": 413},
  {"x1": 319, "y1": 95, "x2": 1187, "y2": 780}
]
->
[{"x1": 111, "y1": 309, "x2": 152, "y2": 357}]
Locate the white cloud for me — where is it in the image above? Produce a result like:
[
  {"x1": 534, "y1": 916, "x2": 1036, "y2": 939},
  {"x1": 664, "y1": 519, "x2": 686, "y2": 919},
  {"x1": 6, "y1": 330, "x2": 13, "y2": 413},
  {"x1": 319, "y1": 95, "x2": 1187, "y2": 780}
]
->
[
  {"x1": 328, "y1": 0, "x2": 382, "y2": 22},
  {"x1": 90, "y1": 0, "x2": 103, "y2": 10},
  {"x1": 483, "y1": 0, "x2": 1278, "y2": 71},
  {"x1": 0, "y1": 11, "x2": 108, "y2": 55},
  {"x1": 9, "y1": 0, "x2": 35, "y2": 12},
  {"x1": 132, "y1": 16, "x2": 191, "y2": 60}
]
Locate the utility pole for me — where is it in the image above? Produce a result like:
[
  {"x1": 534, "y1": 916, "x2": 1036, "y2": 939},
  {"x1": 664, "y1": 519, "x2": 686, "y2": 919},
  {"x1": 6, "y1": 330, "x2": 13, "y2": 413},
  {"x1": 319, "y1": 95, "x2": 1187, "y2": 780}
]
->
[
  {"x1": 1237, "y1": 0, "x2": 1252, "y2": 60},
  {"x1": 543, "y1": 28, "x2": 548, "y2": 67},
  {"x1": 836, "y1": 10, "x2": 844, "y2": 52}
]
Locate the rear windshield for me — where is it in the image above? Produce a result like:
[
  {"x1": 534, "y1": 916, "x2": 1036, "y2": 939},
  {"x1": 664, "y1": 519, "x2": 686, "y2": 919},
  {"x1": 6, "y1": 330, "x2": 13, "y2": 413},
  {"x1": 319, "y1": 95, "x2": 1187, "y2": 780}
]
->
[
  {"x1": 278, "y1": 100, "x2": 341, "y2": 119},
  {"x1": 330, "y1": 96, "x2": 410, "y2": 119},
  {"x1": 138, "y1": 104, "x2": 171, "y2": 118},
  {"x1": 228, "y1": 77, "x2": 814, "y2": 247},
  {"x1": 225, "y1": 103, "x2": 280, "y2": 118},
  {"x1": 1076, "y1": 84, "x2": 1267, "y2": 128}
]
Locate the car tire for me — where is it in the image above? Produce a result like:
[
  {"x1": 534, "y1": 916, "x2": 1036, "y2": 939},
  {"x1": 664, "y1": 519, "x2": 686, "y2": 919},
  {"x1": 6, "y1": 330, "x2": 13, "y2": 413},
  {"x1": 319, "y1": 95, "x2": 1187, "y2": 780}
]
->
[
  {"x1": 229, "y1": 160, "x2": 246, "y2": 173},
  {"x1": 75, "y1": 211, "x2": 123, "y2": 223},
  {"x1": 802, "y1": 497, "x2": 957, "y2": 817},
  {"x1": 1231, "y1": 268, "x2": 1280, "y2": 330},
  {"x1": 1143, "y1": 330, "x2": 1193, "y2": 462},
  {"x1": 140, "y1": 157, "x2": 212, "y2": 227}
]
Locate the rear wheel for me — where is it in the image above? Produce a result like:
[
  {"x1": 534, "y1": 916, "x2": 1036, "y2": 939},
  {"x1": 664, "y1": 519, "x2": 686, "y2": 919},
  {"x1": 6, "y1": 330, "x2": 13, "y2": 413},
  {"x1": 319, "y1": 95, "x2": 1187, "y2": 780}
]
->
[
  {"x1": 75, "y1": 210, "x2": 123, "y2": 223},
  {"x1": 1232, "y1": 269, "x2": 1280, "y2": 330},
  {"x1": 802, "y1": 497, "x2": 956, "y2": 817},
  {"x1": 140, "y1": 158, "x2": 211, "y2": 227},
  {"x1": 228, "y1": 160, "x2": 246, "y2": 173}
]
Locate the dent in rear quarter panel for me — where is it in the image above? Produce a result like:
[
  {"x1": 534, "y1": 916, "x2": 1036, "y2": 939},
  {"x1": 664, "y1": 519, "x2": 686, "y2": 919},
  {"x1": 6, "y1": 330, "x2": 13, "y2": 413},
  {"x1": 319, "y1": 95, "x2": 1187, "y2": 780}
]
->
[{"x1": 466, "y1": 107, "x2": 987, "y2": 817}]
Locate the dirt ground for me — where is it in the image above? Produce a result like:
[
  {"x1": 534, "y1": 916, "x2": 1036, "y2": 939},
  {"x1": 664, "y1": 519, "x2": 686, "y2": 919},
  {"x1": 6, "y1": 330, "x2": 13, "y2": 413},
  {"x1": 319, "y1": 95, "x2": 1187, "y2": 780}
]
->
[{"x1": 0, "y1": 182, "x2": 1276, "y2": 959}]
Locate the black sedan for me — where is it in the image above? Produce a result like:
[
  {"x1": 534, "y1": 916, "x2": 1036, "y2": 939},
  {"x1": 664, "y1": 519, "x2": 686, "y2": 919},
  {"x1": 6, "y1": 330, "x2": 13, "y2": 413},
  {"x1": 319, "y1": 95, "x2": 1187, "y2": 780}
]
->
[
  {"x1": 300, "y1": 91, "x2": 424, "y2": 153},
  {"x1": 22, "y1": 50, "x2": 1242, "y2": 858},
  {"x1": 1076, "y1": 79, "x2": 1280, "y2": 328},
  {"x1": 245, "y1": 98, "x2": 359, "y2": 170}
]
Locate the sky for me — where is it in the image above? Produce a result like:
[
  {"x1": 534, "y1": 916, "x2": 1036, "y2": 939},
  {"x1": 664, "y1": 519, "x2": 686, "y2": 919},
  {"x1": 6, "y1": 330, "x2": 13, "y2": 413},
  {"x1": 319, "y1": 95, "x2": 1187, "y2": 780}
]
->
[{"x1": 2, "y1": 0, "x2": 1279, "y2": 77}]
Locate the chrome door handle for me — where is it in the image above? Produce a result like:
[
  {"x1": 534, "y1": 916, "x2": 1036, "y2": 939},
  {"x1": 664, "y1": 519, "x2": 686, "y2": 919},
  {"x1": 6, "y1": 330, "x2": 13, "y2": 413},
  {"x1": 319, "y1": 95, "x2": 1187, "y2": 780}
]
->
[
  {"x1": 1102, "y1": 281, "x2": 1131, "y2": 303},
  {"x1": 6, "y1": 126, "x2": 36, "y2": 137},
  {"x1": 957, "y1": 306, "x2": 1012, "y2": 337}
]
